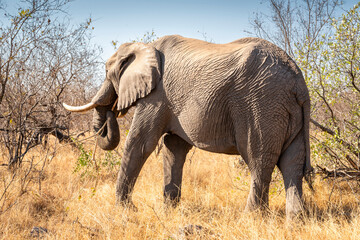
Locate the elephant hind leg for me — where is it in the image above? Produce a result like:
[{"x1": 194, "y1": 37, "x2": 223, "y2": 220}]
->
[
  {"x1": 239, "y1": 126, "x2": 284, "y2": 212},
  {"x1": 245, "y1": 155, "x2": 278, "y2": 212},
  {"x1": 162, "y1": 133, "x2": 192, "y2": 206},
  {"x1": 277, "y1": 130, "x2": 306, "y2": 219}
]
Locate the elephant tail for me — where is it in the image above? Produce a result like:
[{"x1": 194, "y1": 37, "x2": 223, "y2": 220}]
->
[{"x1": 302, "y1": 96, "x2": 314, "y2": 192}]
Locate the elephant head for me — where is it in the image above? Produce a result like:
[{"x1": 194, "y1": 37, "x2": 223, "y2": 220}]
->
[{"x1": 63, "y1": 42, "x2": 161, "y2": 150}]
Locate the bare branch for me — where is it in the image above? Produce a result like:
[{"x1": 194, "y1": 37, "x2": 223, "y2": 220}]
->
[{"x1": 311, "y1": 118, "x2": 359, "y2": 158}]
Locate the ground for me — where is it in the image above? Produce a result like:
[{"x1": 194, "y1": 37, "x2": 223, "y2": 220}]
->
[{"x1": 1, "y1": 136, "x2": 360, "y2": 239}]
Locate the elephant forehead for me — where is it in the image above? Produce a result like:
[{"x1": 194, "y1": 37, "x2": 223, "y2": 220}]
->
[
  {"x1": 105, "y1": 56, "x2": 118, "y2": 70},
  {"x1": 105, "y1": 48, "x2": 129, "y2": 69}
]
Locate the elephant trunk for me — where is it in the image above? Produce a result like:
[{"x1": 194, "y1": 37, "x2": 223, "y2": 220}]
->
[
  {"x1": 63, "y1": 80, "x2": 121, "y2": 150},
  {"x1": 93, "y1": 106, "x2": 120, "y2": 150},
  {"x1": 91, "y1": 80, "x2": 120, "y2": 150}
]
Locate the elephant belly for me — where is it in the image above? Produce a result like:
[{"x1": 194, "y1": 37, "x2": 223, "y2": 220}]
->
[
  {"x1": 192, "y1": 139, "x2": 239, "y2": 154},
  {"x1": 172, "y1": 110, "x2": 238, "y2": 154}
]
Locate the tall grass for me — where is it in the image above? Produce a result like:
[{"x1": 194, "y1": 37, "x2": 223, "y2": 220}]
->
[{"x1": 1, "y1": 138, "x2": 360, "y2": 239}]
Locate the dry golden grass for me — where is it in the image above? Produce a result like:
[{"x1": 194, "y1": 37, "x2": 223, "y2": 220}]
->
[{"x1": 1, "y1": 137, "x2": 360, "y2": 239}]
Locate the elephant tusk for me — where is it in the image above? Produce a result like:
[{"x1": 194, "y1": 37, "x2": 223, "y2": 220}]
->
[
  {"x1": 111, "y1": 98, "x2": 118, "y2": 112},
  {"x1": 111, "y1": 98, "x2": 126, "y2": 118},
  {"x1": 63, "y1": 102, "x2": 98, "y2": 112}
]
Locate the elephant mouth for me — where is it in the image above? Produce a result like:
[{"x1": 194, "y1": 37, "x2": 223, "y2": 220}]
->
[
  {"x1": 106, "y1": 98, "x2": 133, "y2": 118},
  {"x1": 62, "y1": 81, "x2": 123, "y2": 150},
  {"x1": 62, "y1": 86, "x2": 136, "y2": 151}
]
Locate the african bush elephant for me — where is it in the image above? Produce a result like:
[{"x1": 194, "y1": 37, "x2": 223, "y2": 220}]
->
[{"x1": 63, "y1": 35, "x2": 312, "y2": 218}]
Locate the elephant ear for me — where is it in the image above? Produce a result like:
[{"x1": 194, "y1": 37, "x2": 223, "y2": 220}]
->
[{"x1": 107, "y1": 42, "x2": 161, "y2": 110}]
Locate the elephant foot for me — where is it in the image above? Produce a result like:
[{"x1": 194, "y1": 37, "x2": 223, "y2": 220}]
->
[
  {"x1": 244, "y1": 200, "x2": 269, "y2": 215},
  {"x1": 285, "y1": 186, "x2": 304, "y2": 220},
  {"x1": 163, "y1": 186, "x2": 182, "y2": 207},
  {"x1": 245, "y1": 176, "x2": 271, "y2": 214},
  {"x1": 116, "y1": 197, "x2": 138, "y2": 212},
  {"x1": 164, "y1": 195, "x2": 181, "y2": 208}
]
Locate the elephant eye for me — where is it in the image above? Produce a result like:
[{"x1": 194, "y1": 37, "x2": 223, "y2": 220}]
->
[
  {"x1": 119, "y1": 60, "x2": 127, "y2": 71},
  {"x1": 119, "y1": 54, "x2": 135, "y2": 72},
  {"x1": 119, "y1": 57, "x2": 131, "y2": 71}
]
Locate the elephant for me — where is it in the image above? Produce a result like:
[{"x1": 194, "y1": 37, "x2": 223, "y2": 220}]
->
[{"x1": 63, "y1": 35, "x2": 312, "y2": 219}]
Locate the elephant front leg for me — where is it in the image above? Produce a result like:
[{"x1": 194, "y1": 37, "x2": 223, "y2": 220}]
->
[
  {"x1": 115, "y1": 130, "x2": 161, "y2": 207},
  {"x1": 163, "y1": 133, "x2": 192, "y2": 206},
  {"x1": 115, "y1": 148, "x2": 149, "y2": 206}
]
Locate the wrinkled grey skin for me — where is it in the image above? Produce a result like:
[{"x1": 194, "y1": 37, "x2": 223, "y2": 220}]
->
[{"x1": 65, "y1": 35, "x2": 312, "y2": 219}]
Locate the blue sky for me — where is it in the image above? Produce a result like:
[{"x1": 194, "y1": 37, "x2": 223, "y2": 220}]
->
[
  {"x1": 67, "y1": 0, "x2": 269, "y2": 59},
  {"x1": 2, "y1": 0, "x2": 359, "y2": 60}
]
